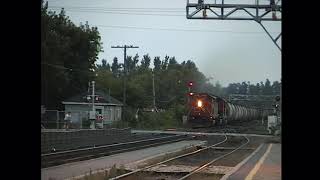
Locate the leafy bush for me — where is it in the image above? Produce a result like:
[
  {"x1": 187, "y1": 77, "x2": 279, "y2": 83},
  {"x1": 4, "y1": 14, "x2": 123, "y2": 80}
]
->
[{"x1": 134, "y1": 106, "x2": 185, "y2": 130}]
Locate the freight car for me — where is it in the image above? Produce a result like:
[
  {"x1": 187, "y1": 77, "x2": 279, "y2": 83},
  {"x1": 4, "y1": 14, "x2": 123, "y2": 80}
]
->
[{"x1": 187, "y1": 93, "x2": 264, "y2": 128}]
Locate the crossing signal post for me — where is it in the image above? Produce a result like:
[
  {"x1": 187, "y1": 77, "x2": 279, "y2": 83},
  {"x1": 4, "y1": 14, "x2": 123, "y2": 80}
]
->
[
  {"x1": 185, "y1": 81, "x2": 195, "y2": 126},
  {"x1": 188, "y1": 81, "x2": 193, "y2": 92},
  {"x1": 187, "y1": 81, "x2": 194, "y2": 109},
  {"x1": 87, "y1": 81, "x2": 96, "y2": 130},
  {"x1": 275, "y1": 95, "x2": 281, "y2": 126}
]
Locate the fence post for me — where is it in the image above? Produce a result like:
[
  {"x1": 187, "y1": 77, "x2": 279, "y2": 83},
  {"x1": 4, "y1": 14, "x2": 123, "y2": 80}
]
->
[{"x1": 57, "y1": 111, "x2": 60, "y2": 129}]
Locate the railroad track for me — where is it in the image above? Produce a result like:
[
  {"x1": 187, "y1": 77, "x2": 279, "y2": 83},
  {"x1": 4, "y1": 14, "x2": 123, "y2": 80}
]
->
[
  {"x1": 182, "y1": 119, "x2": 269, "y2": 134},
  {"x1": 41, "y1": 134, "x2": 192, "y2": 168},
  {"x1": 109, "y1": 133, "x2": 250, "y2": 180},
  {"x1": 178, "y1": 135, "x2": 250, "y2": 180}
]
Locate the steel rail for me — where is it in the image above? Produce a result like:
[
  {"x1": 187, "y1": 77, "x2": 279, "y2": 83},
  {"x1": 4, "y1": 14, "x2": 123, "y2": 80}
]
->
[
  {"x1": 178, "y1": 135, "x2": 250, "y2": 180},
  {"x1": 110, "y1": 133, "x2": 228, "y2": 180},
  {"x1": 42, "y1": 134, "x2": 184, "y2": 157},
  {"x1": 42, "y1": 134, "x2": 190, "y2": 168}
]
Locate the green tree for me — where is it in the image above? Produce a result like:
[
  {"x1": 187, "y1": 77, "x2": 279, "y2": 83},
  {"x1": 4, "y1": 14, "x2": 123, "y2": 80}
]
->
[
  {"x1": 239, "y1": 81, "x2": 248, "y2": 94},
  {"x1": 153, "y1": 56, "x2": 161, "y2": 71},
  {"x1": 226, "y1": 83, "x2": 239, "y2": 95},
  {"x1": 161, "y1": 55, "x2": 169, "y2": 70},
  {"x1": 97, "y1": 59, "x2": 111, "y2": 71},
  {"x1": 256, "y1": 83, "x2": 261, "y2": 95},
  {"x1": 185, "y1": 60, "x2": 197, "y2": 70},
  {"x1": 126, "y1": 73, "x2": 152, "y2": 108},
  {"x1": 41, "y1": 1, "x2": 102, "y2": 109},
  {"x1": 214, "y1": 81, "x2": 224, "y2": 96},
  {"x1": 140, "y1": 54, "x2": 151, "y2": 70},
  {"x1": 259, "y1": 81, "x2": 264, "y2": 95},
  {"x1": 111, "y1": 57, "x2": 121, "y2": 77},
  {"x1": 132, "y1": 53, "x2": 139, "y2": 70},
  {"x1": 168, "y1": 56, "x2": 178, "y2": 69},
  {"x1": 272, "y1": 81, "x2": 281, "y2": 95},
  {"x1": 263, "y1": 79, "x2": 273, "y2": 95},
  {"x1": 249, "y1": 83, "x2": 259, "y2": 95}
]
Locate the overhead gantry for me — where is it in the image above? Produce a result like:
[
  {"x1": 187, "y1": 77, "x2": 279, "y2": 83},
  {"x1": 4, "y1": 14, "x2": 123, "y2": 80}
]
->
[{"x1": 186, "y1": 0, "x2": 282, "y2": 51}]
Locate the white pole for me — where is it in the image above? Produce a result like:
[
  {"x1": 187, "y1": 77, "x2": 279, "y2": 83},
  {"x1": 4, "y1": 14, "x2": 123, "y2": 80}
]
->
[
  {"x1": 152, "y1": 70, "x2": 156, "y2": 112},
  {"x1": 91, "y1": 81, "x2": 96, "y2": 129}
]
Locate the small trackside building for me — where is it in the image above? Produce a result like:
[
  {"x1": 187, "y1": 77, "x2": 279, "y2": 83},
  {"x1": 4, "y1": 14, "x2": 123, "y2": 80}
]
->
[{"x1": 62, "y1": 90, "x2": 123, "y2": 127}]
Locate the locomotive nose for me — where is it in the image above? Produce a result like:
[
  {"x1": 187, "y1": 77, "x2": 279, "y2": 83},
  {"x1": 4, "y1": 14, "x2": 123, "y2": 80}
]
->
[{"x1": 197, "y1": 100, "x2": 203, "y2": 107}]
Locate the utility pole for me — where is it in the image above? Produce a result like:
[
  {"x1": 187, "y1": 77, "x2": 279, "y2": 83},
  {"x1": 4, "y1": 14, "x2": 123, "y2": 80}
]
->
[
  {"x1": 111, "y1": 45, "x2": 139, "y2": 106},
  {"x1": 92, "y1": 81, "x2": 95, "y2": 112},
  {"x1": 152, "y1": 69, "x2": 157, "y2": 112},
  {"x1": 111, "y1": 45, "x2": 139, "y2": 123}
]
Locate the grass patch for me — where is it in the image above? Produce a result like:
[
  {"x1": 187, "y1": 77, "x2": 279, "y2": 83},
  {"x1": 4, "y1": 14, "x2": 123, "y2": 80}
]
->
[
  {"x1": 76, "y1": 164, "x2": 131, "y2": 180},
  {"x1": 265, "y1": 136, "x2": 281, "y2": 144}
]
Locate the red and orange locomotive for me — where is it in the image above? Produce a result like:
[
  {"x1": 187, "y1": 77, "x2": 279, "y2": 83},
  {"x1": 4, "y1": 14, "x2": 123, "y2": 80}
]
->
[{"x1": 187, "y1": 93, "x2": 261, "y2": 128}]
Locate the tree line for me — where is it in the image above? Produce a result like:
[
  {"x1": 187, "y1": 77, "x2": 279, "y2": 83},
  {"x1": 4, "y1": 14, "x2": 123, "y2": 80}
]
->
[
  {"x1": 95, "y1": 55, "x2": 281, "y2": 128},
  {"x1": 95, "y1": 54, "x2": 222, "y2": 128},
  {"x1": 95, "y1": 54, "x2": 218, "y2": 109},
  {"x1": 224, "y1": 79, "x2": 281, "y2": 96}
]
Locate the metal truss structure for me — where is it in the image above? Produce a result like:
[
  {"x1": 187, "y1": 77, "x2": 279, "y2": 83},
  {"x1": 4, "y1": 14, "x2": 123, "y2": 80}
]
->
[
  {"x1": 228, "y1": 94, "x2": 279, "y2": 110},
  {"x1": 228, "y1": 94, "x2": 278, "y2": 101},
  {"x1": 186, "y1": 0, "x2": 282, "y2": 51}
]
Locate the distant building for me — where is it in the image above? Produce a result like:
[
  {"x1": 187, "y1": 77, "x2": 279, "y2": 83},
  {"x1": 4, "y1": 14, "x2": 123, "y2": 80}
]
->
[{"x1": 62, "y1": 90, "x2": 123, "y2": 127}]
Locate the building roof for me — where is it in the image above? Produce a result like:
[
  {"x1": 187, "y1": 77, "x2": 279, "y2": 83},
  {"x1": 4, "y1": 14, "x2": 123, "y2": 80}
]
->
[{"x1": 62, "y1": 90, "x2": 123, "y2": 106}]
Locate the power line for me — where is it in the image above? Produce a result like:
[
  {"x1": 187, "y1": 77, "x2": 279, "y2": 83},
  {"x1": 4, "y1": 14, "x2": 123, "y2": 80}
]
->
[
  {"x1": 48, "y1": 6, "x2": 185, "y2": 12},
  {"x1": 42, "y1": 62, "x2": 70, "y2": 70},
  {"x1": 47, "y1": 1, "x2": 279, "y2": 10},
  {"x1": 48, "y1": 6, "x2": 185, "y2": 10},
  {"x1": 48, "y1": 8, "x2": 185, "y2": 16},
  {"x1": 96, "y1": 24, "x2": 280, "y2": 34},
  {"x1": 41, "y1": 62, "x2": 95, "y2": 74},
  {"x1": 46, "y1": 7, "x2": 280, "y2": 35},
  {"x1": 48, "y1": 6, "x2": 280, "y2": 17}
]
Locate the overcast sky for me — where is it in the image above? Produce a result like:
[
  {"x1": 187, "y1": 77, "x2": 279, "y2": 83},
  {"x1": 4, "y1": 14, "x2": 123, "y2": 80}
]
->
[{"x1": 47, "y1": 0, "x2": 281, "y2": 87}]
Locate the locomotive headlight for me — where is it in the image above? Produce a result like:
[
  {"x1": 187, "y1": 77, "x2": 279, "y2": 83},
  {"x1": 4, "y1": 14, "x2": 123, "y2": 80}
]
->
[{"x1": 197, "y1": 100, "x2": 203, "y2": 107}]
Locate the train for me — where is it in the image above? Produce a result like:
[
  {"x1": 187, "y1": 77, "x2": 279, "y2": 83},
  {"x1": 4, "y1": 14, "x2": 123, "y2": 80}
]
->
[{"x1": 186, "y1": 92, "x2": 272, "y2": 128}]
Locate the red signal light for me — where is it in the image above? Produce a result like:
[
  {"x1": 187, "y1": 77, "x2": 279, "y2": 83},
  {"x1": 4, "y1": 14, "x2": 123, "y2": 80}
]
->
[
  {"x1": 188, "y1": 82, "x2": 193, "y2": 87},
  {"x1": 189, "y1": 92, "x2": 194, "y2": 96}
]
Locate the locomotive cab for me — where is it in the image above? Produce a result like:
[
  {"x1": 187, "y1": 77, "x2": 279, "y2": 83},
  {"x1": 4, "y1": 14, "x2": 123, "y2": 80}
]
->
[{"x1": 188, "y1": 93, "x2": 216, "y2": 127}]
